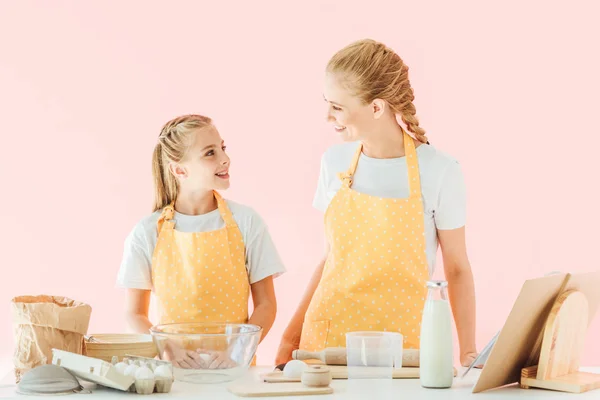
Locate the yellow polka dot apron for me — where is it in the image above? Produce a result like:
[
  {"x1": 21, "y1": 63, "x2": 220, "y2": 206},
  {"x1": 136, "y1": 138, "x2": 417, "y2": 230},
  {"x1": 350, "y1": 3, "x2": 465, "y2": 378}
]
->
[
  {"x1": 151, "y1": 191, "x2": 255, "y2": 364},
  {"x1": 300, "y1": 131, "x2": 428, "y2": 351},
  {"x1": 151, "y1": 191, "x2": 248, "y2": 325}
]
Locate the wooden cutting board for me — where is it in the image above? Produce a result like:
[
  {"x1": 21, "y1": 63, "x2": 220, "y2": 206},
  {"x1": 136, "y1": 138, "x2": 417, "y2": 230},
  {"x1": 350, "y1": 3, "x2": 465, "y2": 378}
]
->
[
  {"x1": 472, "y1": 271, "x2": 600, "y2": 394},
  {"x1": 519, "y1": 289, "x2": 600, "y2": 394},
  {"x1": 228, "y1": 382, "x2": 333, "y2": 397},
  {"x1": 262, "y1": 366, "x2": 457, "y2": 382}
]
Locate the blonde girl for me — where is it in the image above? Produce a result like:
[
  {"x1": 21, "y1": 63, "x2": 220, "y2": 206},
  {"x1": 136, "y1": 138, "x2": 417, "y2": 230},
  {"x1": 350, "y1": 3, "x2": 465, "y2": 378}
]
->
[{"x1": 117, "y1": 114, "x2": 285, "y2": 368}]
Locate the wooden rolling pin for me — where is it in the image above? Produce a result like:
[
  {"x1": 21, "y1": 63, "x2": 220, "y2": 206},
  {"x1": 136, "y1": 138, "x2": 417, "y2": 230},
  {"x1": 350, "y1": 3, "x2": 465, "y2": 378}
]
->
[{"x1": 292, "y1": 347, "x2": 420, "y2": 367}]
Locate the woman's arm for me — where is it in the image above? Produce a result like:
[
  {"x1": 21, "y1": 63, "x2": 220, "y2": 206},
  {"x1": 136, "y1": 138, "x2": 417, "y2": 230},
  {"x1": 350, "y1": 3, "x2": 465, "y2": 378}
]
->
[
  {"x1": 275, "y1": 240, "x2": 330, "y2": 364},
  {"x1": 248, "y1": 276, "x2": 277, "y2": 342},
  {"x1": 437, "y1": 226, "x2": 478, "y2": 367}
]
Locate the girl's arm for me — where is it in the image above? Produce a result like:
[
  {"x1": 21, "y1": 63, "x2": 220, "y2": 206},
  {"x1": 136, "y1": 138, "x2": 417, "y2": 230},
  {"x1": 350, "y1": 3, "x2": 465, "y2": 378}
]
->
[
  {"x1": 125, "y1": 289, "x2": 153, "y2": 333},
  {"x1": 125, "y1": 288, "x2": 204, "y2": 368},
  {"x1": 438, "y1": 226, "x2": 478, "y2": 367},
  {"x1": 248, "y1": 276, "x2": 277, "y2": 342}
]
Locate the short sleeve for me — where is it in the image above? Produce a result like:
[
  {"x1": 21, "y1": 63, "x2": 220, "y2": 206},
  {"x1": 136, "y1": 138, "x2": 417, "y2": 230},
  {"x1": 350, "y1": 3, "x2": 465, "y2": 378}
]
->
[
  {"x1": 312, "y1": 152, "x2": 330, "y2": 213},
  {"x1": 434, "y1": 160, "x2": 467, "y2": 230},
  {"x1": 116, "y1": 227, "x2": 153, "y2": 290},
  {"x1": 245, "y1": 212, "x2": 286, "y2": 284}
]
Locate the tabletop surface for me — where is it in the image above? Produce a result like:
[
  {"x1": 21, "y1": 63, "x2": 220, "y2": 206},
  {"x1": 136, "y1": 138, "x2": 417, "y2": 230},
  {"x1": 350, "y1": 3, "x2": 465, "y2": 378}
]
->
[{"x1": 1, "y1": 359, "x2": 599, "y2": 399}]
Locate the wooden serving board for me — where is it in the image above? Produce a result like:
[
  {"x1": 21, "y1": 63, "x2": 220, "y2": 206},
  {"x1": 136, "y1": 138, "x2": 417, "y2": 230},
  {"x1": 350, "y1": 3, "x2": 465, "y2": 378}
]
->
[
  {"x1": 228, "y1": 382, "x2": 333, "y2": 397},
  {"x1": 262, "y1": 366, "x2": 457, "y2": 382}
]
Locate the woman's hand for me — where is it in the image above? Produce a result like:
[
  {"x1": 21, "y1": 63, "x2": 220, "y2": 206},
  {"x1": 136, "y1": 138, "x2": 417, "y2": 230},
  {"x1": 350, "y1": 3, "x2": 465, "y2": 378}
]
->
[
  {"x1": 275, "y1": 336, "x2": 299, "y2": 365},
  {"x1": 460, "y1": 351, "x2": 483, "y2": 368}
]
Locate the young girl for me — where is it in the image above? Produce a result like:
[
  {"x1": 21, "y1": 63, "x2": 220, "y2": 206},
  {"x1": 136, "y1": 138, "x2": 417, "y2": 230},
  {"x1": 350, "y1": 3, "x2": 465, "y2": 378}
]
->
[
  {"x1": 117, "y1": 114, "x2": 285, "y2": 368},
  {"x1": 276, "y1": 39, "x2": 479, "y2": 367}
]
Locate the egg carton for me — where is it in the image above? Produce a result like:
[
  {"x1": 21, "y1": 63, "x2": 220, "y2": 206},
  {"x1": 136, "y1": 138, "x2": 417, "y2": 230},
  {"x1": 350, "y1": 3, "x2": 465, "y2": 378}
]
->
[
  {"x1": 114, "y1": 355, "x2": 175, "y2": 394},
  {"x1": 51, "y1": 349, "x2": 174, "y2": 395}
]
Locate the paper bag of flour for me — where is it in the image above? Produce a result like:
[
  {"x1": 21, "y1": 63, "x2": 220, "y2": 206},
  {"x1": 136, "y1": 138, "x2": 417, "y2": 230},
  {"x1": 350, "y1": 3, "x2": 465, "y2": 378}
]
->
[{"x1": 11, "y1": 295, "x2": 92, "y2": 383}]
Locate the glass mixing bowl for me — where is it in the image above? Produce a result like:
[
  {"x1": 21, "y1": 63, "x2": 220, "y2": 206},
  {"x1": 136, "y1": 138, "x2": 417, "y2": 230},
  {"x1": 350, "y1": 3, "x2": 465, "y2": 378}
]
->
[{"x1": 149, "y1": 323, "x2": 262, "y2": 384}]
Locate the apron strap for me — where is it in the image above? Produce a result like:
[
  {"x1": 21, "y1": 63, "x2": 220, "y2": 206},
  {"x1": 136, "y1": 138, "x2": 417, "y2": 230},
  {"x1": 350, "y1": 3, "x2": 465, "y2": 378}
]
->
[
  {"x1": 338, "y1": 143, "x2": 363, "y2": 187},
  {"x1": 156, "y1": 192, "x2": 237, "y2": 232},
  {"x1": 337, "y1": 131, "x2": 423, "y2": 198},
  {"x1": 156, "y1": 203, "x2": 176, "y2": 233},
  {"x1": 213, "y1": 191, "x2": 237, "y2": 228}
]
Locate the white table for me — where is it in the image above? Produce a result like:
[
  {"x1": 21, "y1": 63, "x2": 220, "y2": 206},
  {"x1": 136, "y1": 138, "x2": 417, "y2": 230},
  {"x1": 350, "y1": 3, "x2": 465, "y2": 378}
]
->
[{"x1": 1, "y1": 359, "x2": 599, "y2": 399}]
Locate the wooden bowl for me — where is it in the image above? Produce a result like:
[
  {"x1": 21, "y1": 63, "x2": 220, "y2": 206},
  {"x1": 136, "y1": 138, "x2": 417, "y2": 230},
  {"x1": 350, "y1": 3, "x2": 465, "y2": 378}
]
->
[{"x1": 83, "y1": 334, "x2": 158, "y2": 362}]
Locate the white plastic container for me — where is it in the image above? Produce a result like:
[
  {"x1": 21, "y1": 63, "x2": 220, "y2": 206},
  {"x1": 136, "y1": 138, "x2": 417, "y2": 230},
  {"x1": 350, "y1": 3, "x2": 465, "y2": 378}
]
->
[{"x1": 419, "y1": 280, "x2": 454, "y2": 388}]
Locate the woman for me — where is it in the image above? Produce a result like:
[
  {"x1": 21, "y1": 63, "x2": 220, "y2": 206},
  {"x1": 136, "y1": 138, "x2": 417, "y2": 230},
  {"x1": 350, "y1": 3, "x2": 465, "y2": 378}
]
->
[{"x1": 276, "y1": 39, "x2": 478, "y2": 367}]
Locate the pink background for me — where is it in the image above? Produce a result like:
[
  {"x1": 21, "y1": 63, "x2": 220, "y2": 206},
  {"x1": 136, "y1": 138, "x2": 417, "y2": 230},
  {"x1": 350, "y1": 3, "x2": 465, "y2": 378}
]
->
[{"x1": 1, "y1": 1, "x2": 599, "y2": 366}]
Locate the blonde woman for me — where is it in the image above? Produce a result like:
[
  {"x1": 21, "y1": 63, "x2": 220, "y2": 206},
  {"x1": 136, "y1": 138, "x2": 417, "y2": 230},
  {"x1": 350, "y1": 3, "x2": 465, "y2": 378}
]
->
[
  {"x1": 276, "y1": 39, "x2": 479, "y2": 367},
  {"x1": 117, "y1": 115, "x2": 285, "y2": 368}
]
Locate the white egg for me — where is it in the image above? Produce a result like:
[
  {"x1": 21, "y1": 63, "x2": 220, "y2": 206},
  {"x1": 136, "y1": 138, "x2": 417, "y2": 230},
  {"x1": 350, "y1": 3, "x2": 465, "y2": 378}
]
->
[
  {"x1": 124, "y1": 364, "x2": 139, "y2": 377},
  {"x1": 283, "y1": 360, "x2": 308, "y2": 378},
  {"x1": 154, "y1": 364, "x2": 172, "y2": 379},
  {"x1": 135, "y1": 365, "x2": 155, "y2": 380},
  {"x1": 114, "y1": 362, "x2": 128, "y2": 375}
]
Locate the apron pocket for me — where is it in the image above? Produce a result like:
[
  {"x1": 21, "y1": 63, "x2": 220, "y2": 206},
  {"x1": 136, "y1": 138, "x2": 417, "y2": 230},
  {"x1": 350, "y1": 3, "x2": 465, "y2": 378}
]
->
[{"x1": 300, "y1": 320, "x2": 330, "y2": 352}]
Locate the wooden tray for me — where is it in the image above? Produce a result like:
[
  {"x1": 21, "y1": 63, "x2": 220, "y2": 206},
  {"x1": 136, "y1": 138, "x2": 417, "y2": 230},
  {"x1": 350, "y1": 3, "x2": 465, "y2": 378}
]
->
[{"x1": 262, "y1": 366, "x2": 457, "y2": 382}]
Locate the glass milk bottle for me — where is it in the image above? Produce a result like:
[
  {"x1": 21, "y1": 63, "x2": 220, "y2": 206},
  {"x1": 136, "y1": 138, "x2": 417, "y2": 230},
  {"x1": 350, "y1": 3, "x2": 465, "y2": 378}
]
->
[{"x1": 419, "y1": 280, "x2": 454, "y2": 388}]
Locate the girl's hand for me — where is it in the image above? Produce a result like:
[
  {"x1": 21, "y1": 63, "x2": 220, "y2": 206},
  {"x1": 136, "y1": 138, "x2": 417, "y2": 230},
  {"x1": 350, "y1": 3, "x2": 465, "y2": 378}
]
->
[
  {"x1": 162, "y1": 340, "x2": 203, "y2": 369},
  {"x1": 196, "y1": 349, "x2": 237, "y2": 369}
]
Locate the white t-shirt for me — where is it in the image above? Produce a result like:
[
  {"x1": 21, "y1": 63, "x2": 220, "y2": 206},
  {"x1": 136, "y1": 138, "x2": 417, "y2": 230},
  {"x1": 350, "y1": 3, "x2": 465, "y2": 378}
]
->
[
  {"x1": 313, "y1": 142, "x2": 466, "y2": 277},
  {"x1": 116, "y1": 200, "x2": 286, "y2": 291}
]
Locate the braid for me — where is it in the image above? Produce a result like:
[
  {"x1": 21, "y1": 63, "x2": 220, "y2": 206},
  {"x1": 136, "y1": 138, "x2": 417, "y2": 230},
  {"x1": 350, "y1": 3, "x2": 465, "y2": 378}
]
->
[
  {"x1": 399, "y1": 100, "x2": 428, "y2": 144},
  {"x1": 327, "y1": 39, "x2": 430, "y2": 144}
]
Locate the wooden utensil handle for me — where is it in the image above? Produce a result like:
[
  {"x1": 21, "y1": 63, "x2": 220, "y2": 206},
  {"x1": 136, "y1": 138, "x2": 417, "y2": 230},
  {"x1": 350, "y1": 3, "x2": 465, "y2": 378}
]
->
[
  {"x1": 293, "y1": 348, "x2": 420, "y2": 367},
  {"x1": 293, "y1": 350, "x2": 316, "y2": 358},
  {"x1": 323, "y1": 349, "x2": 346, "y2": 365},
  {"x1": 402, "y1": 349, "x2": 419, "y2": 367},
  {"x1": 292, "y1": 350, "x2": 323, "y2": 362},
  {"x1": 292, "y1": 348, "x2": 347, "y2": 365}
]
